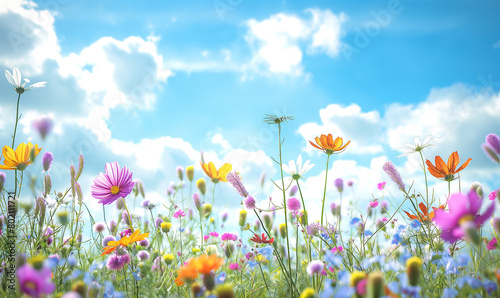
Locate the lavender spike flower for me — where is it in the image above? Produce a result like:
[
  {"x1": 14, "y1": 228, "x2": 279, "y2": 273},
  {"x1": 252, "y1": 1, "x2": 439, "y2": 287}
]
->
[
  {"x1": 227, "y1": 171, "x2": 248, "y2": 198},
  {"x1": 382, "y1": 161, "x2": 405, "y2": 191}
]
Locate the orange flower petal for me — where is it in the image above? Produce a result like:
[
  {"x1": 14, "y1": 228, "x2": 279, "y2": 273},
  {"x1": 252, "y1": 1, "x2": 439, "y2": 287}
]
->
[
  {"x1": 435, "y1": 155, "x2": 449, "y2": 175},
  {"x1": 454, "y1": 157, "x2": 472, "y2": 174}
]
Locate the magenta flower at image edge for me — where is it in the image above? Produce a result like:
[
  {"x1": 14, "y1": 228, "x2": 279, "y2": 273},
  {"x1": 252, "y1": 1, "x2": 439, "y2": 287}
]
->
[
  {"x1": 91, "y1": 161, "x2": 135, "y2": 205},
  {"x1": 432, "y1": 190, "x2": 495, "y2": 244},
  {"x1": 17, "y1": 263, "x2": 55, "y2": 297}
]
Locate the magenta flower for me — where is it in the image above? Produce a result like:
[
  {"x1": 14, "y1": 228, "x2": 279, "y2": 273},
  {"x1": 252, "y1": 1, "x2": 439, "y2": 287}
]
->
[
  {"x1": 173, "y1": 209, "x2": 186, "y2": 218},
  {"x1": 204, "y1": 235, "x2": 210, "y2": 242},
  {"x1": 369, "y1": 200, "x2": 379, "y2": 208},
  {"x1": 377, "y1": 182, "x2": 386, "y2": 190},
  {"x1": 91, "y1": 161, "x2": 134, "y2": 205},
  {"x1": 487, "y1": 238, "x2": 497, "y2": 250},
  {"x1": 210, "y1": 231, "x2": 219, "y2": 238},
  {"x1": 243, "y1": 195, "x2": 256, "y2": 209},
  {"x1": 229, "y1": 263, "x2": 240, "y2": 270},
  {"x1": 433, "y1": 190, "x2": 495, "y2": 244},
  {"x1": 221, "y1": 233, "x2": 237, "y2": 241},
  {"x1": 489, "y1": 191, "x2": 498, "y2": 201},
  {"x1": 334, "y1": 178, "x2": 344, "y2": 193},
  {"x1": 106, "y1": 254, "x2": 127, "y2": 271},
  {"x1": 287, "y1": 197, "x2": 301, "y2": 211},
  {"x1": 331, "y1": 246, "x2": 343, "y2": 253},
  {"x1": 17, "y1": 263, "x2": 55, "y2": 298}
]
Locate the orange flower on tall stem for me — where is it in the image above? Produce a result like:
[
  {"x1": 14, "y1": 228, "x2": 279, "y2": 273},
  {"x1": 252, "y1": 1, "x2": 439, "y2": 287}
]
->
[
  {"x1": 404, "y1": 202, "x2": 446, "y2": 222},
  {"x1": 101, "y1": 229, "x2": 149, "y2": 256},
  {"x1": 200, "y1": 161, "x2": 232, "y2": 183},
  {"x1": 309, "y1": 134, "x2": 350, "y2": 155},
  {"x1": 425, "y1": 152, "x2": 471, "y2": 181}
]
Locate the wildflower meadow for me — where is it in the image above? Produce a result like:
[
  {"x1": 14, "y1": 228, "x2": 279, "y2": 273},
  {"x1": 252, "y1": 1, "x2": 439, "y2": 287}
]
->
[{"x1": 1, "y1": 67, "x2": 500, "y2": 298}]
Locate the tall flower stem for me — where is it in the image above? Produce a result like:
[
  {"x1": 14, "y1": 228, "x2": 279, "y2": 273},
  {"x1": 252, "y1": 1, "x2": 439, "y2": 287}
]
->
[
  {"x1": 11, "y1": 93, "x2": 21, "y2": 198},
  {"x1": 123, "y1": 201, "x2": 135, "y2": 233},
  {"x1": 211, "y1": 183, "x2": 216, "y2": 208},
  {"x1": 320, "y1": 155, "x2": 331, "y2": 226},
  {"x1": 418, "y1": 151, "x2": 429, "y2": 202},
  {"x1": 296, "y1": 181, "x2": 312, "y2": 262},
  {"x1": 277, "y1": 122, "x2": 293, "y2": 292}
]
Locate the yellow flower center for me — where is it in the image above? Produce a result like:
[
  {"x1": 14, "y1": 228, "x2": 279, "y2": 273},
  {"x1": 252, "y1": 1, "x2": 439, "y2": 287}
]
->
[
  {"x1": 111, "y1": 186, "x2": 120, "y2": 195},
  {"x1": 458, "y1": 214, "x2": 474, "y2": 225},
  {"x1": 25, "y1": 281, "x2": 37, "y2": 290}
]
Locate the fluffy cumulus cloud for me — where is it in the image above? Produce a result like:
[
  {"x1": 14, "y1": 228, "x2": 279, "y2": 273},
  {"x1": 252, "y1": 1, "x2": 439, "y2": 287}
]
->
[{"x1": 244, "y1": 9, "x2": 346, "y2": 76}]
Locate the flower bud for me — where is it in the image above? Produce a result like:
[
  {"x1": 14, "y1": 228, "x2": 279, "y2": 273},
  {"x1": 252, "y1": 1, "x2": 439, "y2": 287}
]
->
[
  {"x1": 191, "y1": 282, "x2": 203, "y2": 297},
  {"x1": 470, "y1": 182, "x2": 483, "y2": 199},
  {"x1": 72, "y1": 280, "x2": 87, "y2": 298},
  {"x1": 380, "y1": 201, "x2": 388, "y2": 214},
  {"x1": 70, "y1": 165, "x2": 76, "y2": 199},
  {"x1": 334, "y1": 178, "x2": 343, "y2": 193},
  {"x1": 224, "y1": 241, "x2": 235, "y2": 258},
  {"x1": 239, "y1": 210, "x2": 247, "y2": 227},
  {"x1": 193, "y1": 193, "x2": 202, "y2": 211},
  {"x1": 161, "y1": 222, "x2": 172, "y2": 233},
  {"x1": 57, "y1": 210, "x2": 69, "y2": 225},
  {"x1": 279, "y1": 223, "x2": 287, "y2": 238},
  {"x1": 350, "y1": 271, "x2": 366, "y2": 287},
  {"x1": 30, "y1": 255, "x2": 45, "y2": 270},
  {"x1": 367, "y1": 271, "x2": 385, "y2": 298},
  {"x1": 203, "y1": 273, "x2": 216, "y2": 291},
  {"x1": 260, "y1": 172, "x2": 266, "y2": 188},
  {"x1": 116, "y1": 198, "x2": 125, "y2": 210},
  {"x1": 289, "y1": 185, "x2": 298, "y2": 197},
  {"x1": 216, "y1": 284, "x2": 235, "y2": 298},
  {"x1": 299, "y1": 210, "x2": 308, "y2": 225},
  {"x1": 263, "y1": 213, "x2": 273, "y2": 231},
  {"x1": 176, "y1": 166, "x2": 184, "y2": 181},
  {"x1": 36, "y1": 197, "x2": 46, "y2": 227},
  {"x1": 196, "y1": 178, "x2": 206, "y2": 195},
  {"x1": 76, "y1": 154, "x2": 84, "y2": 181},
  {"x1": 16, "y1": 252, "x2": 27, "y2": 268},
  {"x1": 109, "y1": 220, "x2": 117, "y2": 235},
  {"x1": 163, "y1": 253, "x2": 174, "y2": 265},
  {"x1": 186, "y1": 166, "x2": 194, "y2": 182},
  {"x1": 0, "y1": 172, "x2": 5, "y2": 192},
  {"x1": 44, "y1": 175, "x2": 52, "y2": 197},
  {"x1": 42, "y1": 152, "x2": 53, "y2": 172},
  {"x1": 203, "y1": 204, "x2": 212, "y2": 218},
  {"x1": 206, "y1": 245, "x2": 218, "y2": 256},
  {"x1": 406, "y1": 256, "x2": 422, "y2": 286},
  {"x1": 222, "y1": 211, "x2": 228, "y2": 223},
  {"x1": 493, "y1": 218, "x2": 500, "y2": 235}
]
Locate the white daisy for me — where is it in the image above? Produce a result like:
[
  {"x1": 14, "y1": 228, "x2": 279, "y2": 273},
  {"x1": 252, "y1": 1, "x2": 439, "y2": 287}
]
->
[
  {"x1": 397, "y1": 136, "x2": 437, "y2": 157},
  {"x1": 5, "y1": 68, "x2": 46, "y2": 94}
]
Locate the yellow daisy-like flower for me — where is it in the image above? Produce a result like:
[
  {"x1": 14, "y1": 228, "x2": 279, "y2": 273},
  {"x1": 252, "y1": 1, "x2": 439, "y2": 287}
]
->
[
  {"x1": 101, "y1": 229, "x2": 149, "y2": 256},
  {"x1": 0, "y1": 142, "x2": 42, "y2": 171},
  {"x1": 200, "y1": 161, "x2": 232, "y2": 183}
]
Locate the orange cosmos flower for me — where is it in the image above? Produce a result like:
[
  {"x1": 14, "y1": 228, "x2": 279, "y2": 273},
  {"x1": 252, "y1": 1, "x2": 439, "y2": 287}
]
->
[
  {"x1": 200, "y1": 161, "x2": 232, "y2": 183},
  {"x1": 404, "y1": 202, "x2": 446, "y2": 222},
  {"x1": 193, "y1": 254, "x2": 224, "y2": 275},
  {"x1": 0, "y1": 142, "x2": 42, "y2": 171},
  {"x1": 425, "y1": 151, "x2": 471, "y2": 181},
  {"x1": 309, "y1": 134, "x2": 350, "y2": 155},
  {"x1": 101, "y1": 229, "x2": 149, "y2": 256},
  {"x1": 175, "y1": 259, "x2": 199, "y2": 286}
]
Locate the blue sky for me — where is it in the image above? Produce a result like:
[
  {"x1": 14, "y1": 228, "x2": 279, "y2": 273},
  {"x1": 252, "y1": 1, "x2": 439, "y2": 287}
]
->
[{"x1": 1, "y1": 0, "x2": 500, "y2": 230}]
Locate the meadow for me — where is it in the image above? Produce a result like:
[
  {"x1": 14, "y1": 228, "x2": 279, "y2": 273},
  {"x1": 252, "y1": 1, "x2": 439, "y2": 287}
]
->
[{"x1": 1, "y1": 68, "x2": 500, "y2": 298}]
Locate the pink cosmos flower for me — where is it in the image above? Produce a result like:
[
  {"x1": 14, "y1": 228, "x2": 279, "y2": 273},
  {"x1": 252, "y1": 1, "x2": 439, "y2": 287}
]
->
[
  {"x1": 369, "y1": 200, "x2": 379, "y2": 208},
  {"x1": 489, "y1": 191, "x2": 497, "y2": 201},
  {"x1": 210, "y1": 231, "x2": 219, "y2": 238},
  {"x1": 173, "y1": 209, "x2": 186, "y2": 218},
  {"x1": 204, "y1": 235, "x2": 210, "y2": 242},
  {"x1": 91, "y1": 161, "x2": 135, "y2": 205},
  {"x1": 487, "y1": 238, "x2": 497, "y2": 250},
  {"x1": 229, "y1": 263, "x2": 240, "y2": 270},
  {"x1": 433, "y1": 190, "x2": 495, "y2": 244},
  {"x1": 17, "y1": 263, "x2": 55, "y2": 297},
  {"x1": 377, "y1": 182, "x2": 386, "y2": 190}
]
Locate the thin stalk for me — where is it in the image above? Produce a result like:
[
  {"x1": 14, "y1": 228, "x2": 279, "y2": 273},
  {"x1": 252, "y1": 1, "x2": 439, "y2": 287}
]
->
[{"x1": 320, "y1": 155, "x2": 331, "y2": 226}]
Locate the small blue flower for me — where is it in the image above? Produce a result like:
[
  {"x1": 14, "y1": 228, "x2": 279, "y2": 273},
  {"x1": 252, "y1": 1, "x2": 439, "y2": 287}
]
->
[
  {"x1": 324, "y1": 250, "x2": 342, "y2": 267},
  {"x1": 442, "y1": 287, "x2": 458, "y2": 298},
  {"x1": 257, "y1": 245, "x2": 273, "y2": 259},
  {"x1": 334, "y1": 286, "x2": 355, "y2": 298},
  {"x1": 410, "y1": 220, "x2": 421, "y2": 231},
  {"x1": 392, "y1": 233, "x2": 402, "y2": 245},
  {"x1": 484, "y1": 280, "x2": 498, "y2": 294},
  {"x1": 350, "y1": 217, "x2": 361, "y2": 226},
  {"x1": 364, "y1": 230, "x2": 372, "y2": 236},
  {"x1": 215, "y1": 271, "x2": 226, "y2": 284},
  {"x1": 337, "y1": 270, "x2": 350, "y2": 285}
]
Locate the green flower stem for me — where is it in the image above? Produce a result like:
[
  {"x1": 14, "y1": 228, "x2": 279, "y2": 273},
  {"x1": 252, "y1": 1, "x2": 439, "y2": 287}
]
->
[
  {"x1": 277, "y1": 122, "x2": 293, "y2": 294},
  {"x1": 418, "y1": 151, "x2": 429, "y2": 202},
  {"x1": 123, "y1": 200, "x2": 135, "y2": 233},
  {"x1": 320, "y1": 154, "x2": 330, "y2": 227}
]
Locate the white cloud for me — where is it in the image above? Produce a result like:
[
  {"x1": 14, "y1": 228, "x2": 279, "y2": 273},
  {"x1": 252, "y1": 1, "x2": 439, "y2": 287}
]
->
[
  {"x1": 211, "y1": 133, "x2": 232, "y2": 152},
  {"x1": 244, "y1": 9, "x2": 346, "y2": 76}
]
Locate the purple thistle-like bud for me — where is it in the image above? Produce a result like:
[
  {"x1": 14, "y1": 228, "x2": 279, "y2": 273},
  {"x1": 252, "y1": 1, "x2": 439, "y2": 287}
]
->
[
  {"x1": 137, "y1": 250, "x2": 150, "y2": 261},
  {"x1": 102, "y1": 235, "x2": 115, "y2": 247},
  {"x1": 227, "y1": 171, "x2": 248, "y2": 198},
  {"x1": 334, "y1": 178, "x2": 344, "y2": 193},
  {"x1": 109, "y1": 220, "x2": 117, "y2": 235},
  {"x1": 42, "y1": 152, "x2": 53, "y2": 172},
  {"x1": 482, "y1": 144, "x2": 500, "y2": 164},
  {"x1": 347, "y1": 180, "x2": 354, "y2": 187},
  {"x1": 139, "y1": 238, "x2": 150, "y2": 248},
  {"x1": 486, "y1": 134, "x2": 500, "y2": 155},
  {"x1": 222, "y1": 211, "x2": 228, "y2": 222},
  {"x1": 155, "y1": 217, "x2": 163, "y2": 229},
  {"x1": 70, "y1": 165, "x2": 76, "y2": 198},
  {"x1": 193, "y1": 193, "x2": 202, "y2": 210},
  {"x1": 287, "y1": 197, "x2": 301, "y2": 211},
  {"x1": 74, "y1": 182, "x2": 83, "y2": 204},
  {"x1": 289, "y1": 185, "x2": 298, "y2": 197},
  {"x1": 306, "y1": 260, "x2": 324, "y2": 276},
  {"x1": 93, "y1": 222, "x2": 106, "y2": 233},
  {"x1": 0, "y1": 172, "x2": 5, "y2": 192},
  {"x1": 32, "y1": 117, "x2": 53, "y2": 140},
  {"x1": 122, "y1": 211, "x2": 131, "y2": 225},
  {"x1": 243, "y1": 195, "x2": 256, "y2": 210},
  {"x1": 76, "y1": 154, "x2": 84, "y2": 180},
  {"x1": 380, "y1": 200, "x2": 389, "y2": 214},
  {"x1": 382, "y1": 161, "x2": 405, "y2": 191},
  {"x1": 176, "y1": 166, "x2": 184, "y2": 181}
]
